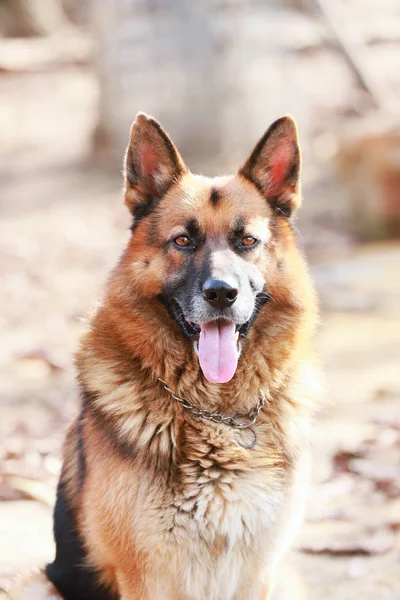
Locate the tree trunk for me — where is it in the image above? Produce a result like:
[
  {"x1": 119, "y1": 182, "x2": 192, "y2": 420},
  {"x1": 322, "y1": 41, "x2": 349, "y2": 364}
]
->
[
  {"x1": 91, "y1": 0, "x2": 223, "y2": 173},
  {"x1": 91, "y1": 1, "x2": 309, "y2": 174}
]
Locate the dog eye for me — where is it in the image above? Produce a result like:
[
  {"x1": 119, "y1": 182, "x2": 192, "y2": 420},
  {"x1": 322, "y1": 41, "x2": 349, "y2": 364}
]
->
[
  {"x1": 241, "y1": 235, "x2": 257, "y2": 247},
  {"x1": 173, "y1": 235, "x2": 191, "y2": 248}
]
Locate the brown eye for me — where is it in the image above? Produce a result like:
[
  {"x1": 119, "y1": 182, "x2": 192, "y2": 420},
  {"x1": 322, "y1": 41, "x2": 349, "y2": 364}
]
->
[
  {"x1": 241, "y1": 235, "x2": 257, "y2": 247},
  {"x1": 174, "y1": 235, "x2": 191, "y2": 247}
]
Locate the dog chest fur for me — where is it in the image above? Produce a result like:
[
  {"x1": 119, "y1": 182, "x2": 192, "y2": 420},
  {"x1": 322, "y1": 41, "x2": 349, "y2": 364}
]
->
[{"x1": 80, "y1": 416, "x2": 307, "y2": 600}]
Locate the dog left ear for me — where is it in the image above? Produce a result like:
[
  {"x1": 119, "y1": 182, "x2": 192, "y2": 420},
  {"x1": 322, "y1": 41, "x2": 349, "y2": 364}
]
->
[
  {"x1": 124, "y1": 112, "x2": 187, "y2": 217},
  {"x1": 240, "y1": 116, "x2": 301, "y2": 217}
]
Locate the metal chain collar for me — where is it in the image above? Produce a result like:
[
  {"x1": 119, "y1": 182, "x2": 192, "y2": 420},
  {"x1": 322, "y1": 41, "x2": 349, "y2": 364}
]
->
[{"x1": 158, "y1": 377, "x2": 267, "y2": 448}]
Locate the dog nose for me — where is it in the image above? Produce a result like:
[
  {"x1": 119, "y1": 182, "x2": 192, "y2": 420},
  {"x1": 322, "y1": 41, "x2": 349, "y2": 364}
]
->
[{"x1": 202, "y1": 279, "x2": 238, "y2": 310}]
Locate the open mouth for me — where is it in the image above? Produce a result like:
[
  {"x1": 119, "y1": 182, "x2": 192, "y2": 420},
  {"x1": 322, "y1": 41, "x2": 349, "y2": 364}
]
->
[
  {"x1": 158, "y1": 293, "x2": 271, "y2": 384},
  {"x1": 192, "y1": 320, "x2": 240, "y2": 384},
  {"x1": 180, "y1": 317, "x2": 246, "y2": 338}
]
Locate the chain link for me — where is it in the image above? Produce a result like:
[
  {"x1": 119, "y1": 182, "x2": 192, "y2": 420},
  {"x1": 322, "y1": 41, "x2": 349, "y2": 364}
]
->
[{"x1": 158, "y1": 378, "x2": 267, "y2": 430}]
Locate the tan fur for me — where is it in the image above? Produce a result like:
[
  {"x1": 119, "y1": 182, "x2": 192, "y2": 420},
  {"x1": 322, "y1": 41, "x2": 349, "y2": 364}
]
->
[{"x1": 9, "y1": 114, "x2": 321, "y2": 600}]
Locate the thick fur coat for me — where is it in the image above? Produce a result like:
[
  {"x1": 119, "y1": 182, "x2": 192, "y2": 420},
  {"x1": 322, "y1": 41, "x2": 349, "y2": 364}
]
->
[{"x1": 7, "y1": 113, "x2": 321, "y2": 600}]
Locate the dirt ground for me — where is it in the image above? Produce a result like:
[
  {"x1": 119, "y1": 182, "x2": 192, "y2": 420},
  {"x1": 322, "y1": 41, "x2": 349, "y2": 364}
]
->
[{"x1": 1, "y1": 65, "x2": 400, "y2": 599}]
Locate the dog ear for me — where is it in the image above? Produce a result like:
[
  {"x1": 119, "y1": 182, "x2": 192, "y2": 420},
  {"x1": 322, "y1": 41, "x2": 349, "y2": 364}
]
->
[
  {"x1": 124, "y1": 112, "x2": 187, "y2": 219},
  {"x1": 240, "y1": 116, "x2": 301, "y2": 217}
]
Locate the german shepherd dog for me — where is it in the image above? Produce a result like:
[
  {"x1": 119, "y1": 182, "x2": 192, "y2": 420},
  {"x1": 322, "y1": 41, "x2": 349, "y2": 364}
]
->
[{"x1": 8, "y1": 114, "x2": 320, "y2": 600}]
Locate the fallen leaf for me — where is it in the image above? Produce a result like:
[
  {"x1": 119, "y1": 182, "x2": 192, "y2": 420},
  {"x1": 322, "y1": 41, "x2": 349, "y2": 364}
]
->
[{"x1": 333, "y1": 450, "x2": 365, "y2": 474}]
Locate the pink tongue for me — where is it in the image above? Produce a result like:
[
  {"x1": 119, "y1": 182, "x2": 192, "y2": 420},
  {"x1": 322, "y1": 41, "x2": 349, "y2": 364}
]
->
[{"x1": 198, "y1": 321, "x2": 238, "y2": 383}]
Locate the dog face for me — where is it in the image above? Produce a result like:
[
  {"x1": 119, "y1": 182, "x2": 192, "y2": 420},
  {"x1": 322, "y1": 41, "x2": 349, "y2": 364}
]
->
[{"x1": 123, "y1": 113, "x2": 301, "y2": 384}]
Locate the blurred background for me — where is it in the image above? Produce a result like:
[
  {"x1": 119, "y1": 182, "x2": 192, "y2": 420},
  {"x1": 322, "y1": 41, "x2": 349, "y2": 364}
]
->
[{"x1": 0, "y1": 0, "x2": 400, "y2": 598}]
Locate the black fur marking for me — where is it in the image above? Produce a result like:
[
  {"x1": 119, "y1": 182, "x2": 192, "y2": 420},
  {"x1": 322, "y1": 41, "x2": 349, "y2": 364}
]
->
[
  {"x1": 268, "y1": 195, "x2": 293, "y2": 218},
  {"x1": 148, "y1": 118, "x2": 183, "y2": 175},
  {"x1": 239, "y1": 171, "x2": 264, "y2": 197},
  {"x1": 81, "y1": 386, "x2": 176, "y2": 481},
  {"x1": 288, "y1": 143, "x2": 300, "y2": 180},
  {"x1": 174, "y1": 364, "x2": 185, "y2": 383},
  {"x1": 46, "y1": 482, "x2": 118, "y2": 600},
  {"x1": 228, "y1": 217, "x2": 246, "y2": 246},
  {"x1": 184, "y1": 219, "x2": 204, "y2": 246},
  {"x1": 158, "y1": 294, "x2": 200, "y2": 338},
  {"x1": 162, "y1": 220, "x2": 205, "y2": 253},
  {"x1": 125, "y1": 148, "x2": 137, "y2": 186},
  {"x1": 195, "y1": 249, "x2": 213, "y2": 291},
  {"x1": 231, "y1": 216, "x2": 246, "y2": 234},
  {"x1": 210, "y1": 187, "x2": 219, "y2": 206},
  {"x1": 146, "y1": 424, "x2": 176, "y2": 483},
  {"x1": 159, "y1": 245, "x2": 211, "y2": 326},
  {"x1": 76, "y1": 408, "x2": 86, "y2": 488},
  {"x1": 81, "y1": 387, "x2": 138, "y2": 462},
  {"x1": 130, "y1": 194, "x2": 160, "y2": 232},
  {"x1": 239, "y1": 172, "x2": 294, "y2": 218},
  {"x1": 238, "y1": 292, "x2": 272, "y2": 337}
]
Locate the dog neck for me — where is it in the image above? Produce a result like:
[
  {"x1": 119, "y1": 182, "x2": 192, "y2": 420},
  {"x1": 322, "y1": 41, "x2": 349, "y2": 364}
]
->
[{"x1": 74, "y1": 278, "x2": 320, "y2": 473}]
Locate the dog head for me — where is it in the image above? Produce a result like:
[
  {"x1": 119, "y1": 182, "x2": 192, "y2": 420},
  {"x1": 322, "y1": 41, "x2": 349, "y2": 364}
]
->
[{"x1": 122, "y1": 113, "x2": 302, "y2": 384}]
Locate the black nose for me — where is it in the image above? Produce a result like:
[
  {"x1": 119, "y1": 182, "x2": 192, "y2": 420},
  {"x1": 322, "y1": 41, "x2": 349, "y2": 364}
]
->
[{"x1": 202, "y1": 279, "x2": 238, "y2": 310}]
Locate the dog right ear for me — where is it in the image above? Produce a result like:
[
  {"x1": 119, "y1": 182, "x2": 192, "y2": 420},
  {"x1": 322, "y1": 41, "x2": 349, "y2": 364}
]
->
[{"x1": 124, "y1": 113, "x2": 187, "y2": 222}]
